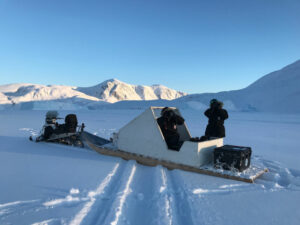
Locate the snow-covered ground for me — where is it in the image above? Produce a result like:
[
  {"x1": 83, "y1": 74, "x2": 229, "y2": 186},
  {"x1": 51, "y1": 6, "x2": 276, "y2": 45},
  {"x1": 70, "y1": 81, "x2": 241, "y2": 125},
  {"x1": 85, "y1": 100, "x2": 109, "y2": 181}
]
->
[{"x1": 0, "y1": 109, "x2": 300, "y2": 225}]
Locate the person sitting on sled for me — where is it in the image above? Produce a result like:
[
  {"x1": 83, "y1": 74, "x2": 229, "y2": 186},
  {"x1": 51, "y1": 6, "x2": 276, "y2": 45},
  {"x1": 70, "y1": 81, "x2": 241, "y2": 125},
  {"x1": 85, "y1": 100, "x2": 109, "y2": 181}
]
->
[
  {"x1": 157, "y1": 107, "x2": 185, "y2": 151},
  {"x1": 204, "y1": 99, "x2": 228, "y2": 138}
]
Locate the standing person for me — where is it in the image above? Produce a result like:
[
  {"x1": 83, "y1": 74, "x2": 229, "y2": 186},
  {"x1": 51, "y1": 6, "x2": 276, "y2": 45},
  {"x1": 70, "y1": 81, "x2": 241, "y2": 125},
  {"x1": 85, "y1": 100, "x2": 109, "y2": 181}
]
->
[
  {"x1": 204, "y1": 99, "x2": 228, "y2": 138},
  {"x1": 157, "y1": 107, "x2": 185, "y2": 151}
]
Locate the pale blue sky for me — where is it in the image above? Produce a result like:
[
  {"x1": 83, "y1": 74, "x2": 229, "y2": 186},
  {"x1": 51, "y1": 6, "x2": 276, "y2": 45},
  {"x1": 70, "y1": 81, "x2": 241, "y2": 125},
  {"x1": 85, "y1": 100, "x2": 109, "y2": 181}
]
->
[{"x1": 0, "y1": 0, "x2": 299, "y2": 93}]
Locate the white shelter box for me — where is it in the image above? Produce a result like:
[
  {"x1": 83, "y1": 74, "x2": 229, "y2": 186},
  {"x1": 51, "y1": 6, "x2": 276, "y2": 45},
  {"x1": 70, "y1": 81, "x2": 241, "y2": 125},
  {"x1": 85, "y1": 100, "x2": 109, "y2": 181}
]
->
[{"x1": 115, "y1": 107, "x2": 223, "y2": 168}]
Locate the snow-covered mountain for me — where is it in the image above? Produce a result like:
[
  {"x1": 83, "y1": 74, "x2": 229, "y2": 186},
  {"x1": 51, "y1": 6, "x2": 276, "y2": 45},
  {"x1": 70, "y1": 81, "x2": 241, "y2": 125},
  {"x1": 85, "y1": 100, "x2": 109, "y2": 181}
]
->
[
  {"x1": 174, "y1": 59, "x2": 300, "y2": 113},
  {"x1": 240, "y1": 59, "x2": 300, "y2": 112},
  {"x1": 0, "y1": 79, "x2": 186, "y2": 109},
  {"x1": 91, "y1": 60, "x2": 300, "y2": 113},
  {"x1": 0, "y1": 84, "x2": 100, "y2": 103},
  {"x1": 77, "y1": 79, "x2": 186, "y2": 103},
  {"x1": 1, "y1": 59, "x2": 299, "y2": 112}
]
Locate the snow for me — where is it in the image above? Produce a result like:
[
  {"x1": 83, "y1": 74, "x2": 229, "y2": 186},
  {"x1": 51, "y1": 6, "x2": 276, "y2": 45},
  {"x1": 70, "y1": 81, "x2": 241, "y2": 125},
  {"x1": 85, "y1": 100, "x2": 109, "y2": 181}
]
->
[
  {"x1": 177, "y1": 59, "x2": 300, "y2": 113},
  {"x1": 0, "y1": 79, "x2": 186, "y2": 110},
  {"x1": 0, "y1": 109, "x2": 300, "y2": 225},
  {"x1": 1, "y1": 59, "x2": 299, "y2": 113},
  {"x1": 86, "y1": 57, "x2": 299, "y2": 113},
  {"x1": 3, "y1": 84, "x2": 99, "y2": 103},
  {"x1": 69, "y1": 163, "x2": 120, "y2": 225},
  {"x1": 0, "y1": 83, "x2": 35, "y2": 93},
  {"x1": 0, "y1": 92, "x2": 10, "y2": 105}
]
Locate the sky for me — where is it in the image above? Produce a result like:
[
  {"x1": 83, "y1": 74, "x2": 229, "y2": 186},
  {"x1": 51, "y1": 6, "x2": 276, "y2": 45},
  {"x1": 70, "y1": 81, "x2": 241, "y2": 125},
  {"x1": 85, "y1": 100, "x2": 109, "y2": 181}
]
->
[{"x1": 0, "y1": 0, "x2": 300, "y2": 94}]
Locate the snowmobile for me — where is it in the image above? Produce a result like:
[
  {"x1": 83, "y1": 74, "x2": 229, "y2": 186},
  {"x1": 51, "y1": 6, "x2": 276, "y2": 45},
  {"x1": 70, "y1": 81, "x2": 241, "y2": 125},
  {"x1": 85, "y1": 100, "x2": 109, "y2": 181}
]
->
[
  {"x1": 30, "y1": 111, "x2": 86, "y2": 147},
  {"x1": 30, "y1": 111, "x2": 110, "y2": 148},
  {"x1": 85, "y1": 107, "x2": 268, "y2": 183}
]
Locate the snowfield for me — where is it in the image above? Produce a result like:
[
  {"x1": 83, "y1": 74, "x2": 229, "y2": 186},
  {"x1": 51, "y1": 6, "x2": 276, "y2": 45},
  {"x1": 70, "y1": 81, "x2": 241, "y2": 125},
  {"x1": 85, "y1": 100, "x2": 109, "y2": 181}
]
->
[{"x1": 0, "y1": 109, "x2": 300, "y2": 225}]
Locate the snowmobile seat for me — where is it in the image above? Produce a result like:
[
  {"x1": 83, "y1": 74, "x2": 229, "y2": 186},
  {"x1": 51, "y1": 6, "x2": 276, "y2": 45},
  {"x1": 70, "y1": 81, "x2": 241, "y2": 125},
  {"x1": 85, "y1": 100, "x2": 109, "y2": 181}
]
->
[
  {"x1": 44, "y1": 126, "x2": 54, "y2": 139},
  {"x1": 64, "y1": 114, "x2": 78, "y2": 133}
]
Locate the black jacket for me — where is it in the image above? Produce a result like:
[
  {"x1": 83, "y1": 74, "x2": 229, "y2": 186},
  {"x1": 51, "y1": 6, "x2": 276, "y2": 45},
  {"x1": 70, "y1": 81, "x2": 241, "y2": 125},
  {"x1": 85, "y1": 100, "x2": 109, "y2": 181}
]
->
[
  {"x1": 157, "y1": 114, "x2": 184, "y2": 150},
  {"x1": 204, "y1": 107, "x2": 228, "y2": 138}
]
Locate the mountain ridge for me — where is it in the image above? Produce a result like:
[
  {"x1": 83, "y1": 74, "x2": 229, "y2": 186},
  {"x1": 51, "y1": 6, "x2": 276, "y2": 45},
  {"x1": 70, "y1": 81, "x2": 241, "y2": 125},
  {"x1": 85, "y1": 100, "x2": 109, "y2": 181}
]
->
[
  {"x1": 1, "y1": 59, "x2": 299, "y2": 113},
  {"x1": 89, "y1": 60, "x2": 300, "y2": 113},
  {"x1": 0, "y1": 79, "x2": 187, "y2": 106}
]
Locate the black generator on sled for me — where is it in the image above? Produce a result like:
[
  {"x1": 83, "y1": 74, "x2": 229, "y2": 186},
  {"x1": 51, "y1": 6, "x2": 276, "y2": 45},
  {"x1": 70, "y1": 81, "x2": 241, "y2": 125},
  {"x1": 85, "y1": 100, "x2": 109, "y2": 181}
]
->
[{"x1": 214, "y1": 145, "x2": 252, "y2": 172}]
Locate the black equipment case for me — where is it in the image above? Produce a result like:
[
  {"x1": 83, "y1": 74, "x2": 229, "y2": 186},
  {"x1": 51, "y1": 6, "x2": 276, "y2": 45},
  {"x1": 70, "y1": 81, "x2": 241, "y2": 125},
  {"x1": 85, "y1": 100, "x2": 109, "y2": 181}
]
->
[{"x1": 214, "y1": 145, "x2": 252, "y2": 172}]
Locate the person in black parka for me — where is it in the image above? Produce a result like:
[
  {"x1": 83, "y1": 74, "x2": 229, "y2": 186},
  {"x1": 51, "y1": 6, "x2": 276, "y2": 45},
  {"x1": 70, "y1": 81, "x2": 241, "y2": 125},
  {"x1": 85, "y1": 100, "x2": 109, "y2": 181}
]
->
[
  {"x1": 204, "y1": 99, "x2": 228, "y2": 138},
  {"x1": 157, "y1": 107, "x2": 185, "y2": 151}
]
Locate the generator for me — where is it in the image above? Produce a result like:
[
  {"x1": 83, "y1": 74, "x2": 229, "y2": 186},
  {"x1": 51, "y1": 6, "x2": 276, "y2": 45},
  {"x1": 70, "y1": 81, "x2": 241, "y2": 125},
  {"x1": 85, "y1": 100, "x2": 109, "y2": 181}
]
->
[{"x1": 214, "y1": 145, "x2": 252, "y2": 172}]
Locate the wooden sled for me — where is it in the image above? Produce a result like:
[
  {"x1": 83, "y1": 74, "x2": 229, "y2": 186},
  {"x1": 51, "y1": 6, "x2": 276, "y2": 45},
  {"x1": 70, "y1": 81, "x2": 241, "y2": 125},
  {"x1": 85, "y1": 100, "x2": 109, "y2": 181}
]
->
[{"x1": 86, "y1": 141, "x2": 268, "y2": 183}]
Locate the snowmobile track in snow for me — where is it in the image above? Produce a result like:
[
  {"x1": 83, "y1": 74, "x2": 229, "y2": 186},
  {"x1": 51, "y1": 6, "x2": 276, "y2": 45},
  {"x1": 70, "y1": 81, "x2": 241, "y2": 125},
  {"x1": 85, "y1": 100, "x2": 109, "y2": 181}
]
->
[
  {"x1": 162, "y1": 168, "x2": 195, "y2": 225},
  {"x1": 70, "y1": 160, "x2": 198, "y2": 225},
  {"x1": 0, "y1": 200, "x2": 41, "y2": 220},
  {"x1": 70, "y1": 160, "x2": 136, "y2": 225},
  {"x1": 114, "y1": 163, "x2": 164, "y2": 225}
]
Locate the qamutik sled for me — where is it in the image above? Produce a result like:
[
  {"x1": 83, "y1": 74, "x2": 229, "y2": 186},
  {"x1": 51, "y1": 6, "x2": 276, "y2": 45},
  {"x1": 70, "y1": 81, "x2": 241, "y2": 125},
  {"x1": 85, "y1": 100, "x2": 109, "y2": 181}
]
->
[{"x1": 86, "y1": 107, "x2": 268, "y2": 183}]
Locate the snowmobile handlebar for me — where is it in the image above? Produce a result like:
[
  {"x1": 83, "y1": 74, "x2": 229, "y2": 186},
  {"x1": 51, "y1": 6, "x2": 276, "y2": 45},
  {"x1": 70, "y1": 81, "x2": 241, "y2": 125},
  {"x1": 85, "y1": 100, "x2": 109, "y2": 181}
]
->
[{"x1": 78, "y1": 123, "x2": 85, "y2": 132}]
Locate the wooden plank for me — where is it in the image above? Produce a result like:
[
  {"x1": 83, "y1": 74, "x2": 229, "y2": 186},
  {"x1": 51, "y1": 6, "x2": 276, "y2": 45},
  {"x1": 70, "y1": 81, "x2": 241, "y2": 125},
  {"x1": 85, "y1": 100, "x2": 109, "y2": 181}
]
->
[{"x1": 86, "y1": 141, "x2": 267, "y2": 183}]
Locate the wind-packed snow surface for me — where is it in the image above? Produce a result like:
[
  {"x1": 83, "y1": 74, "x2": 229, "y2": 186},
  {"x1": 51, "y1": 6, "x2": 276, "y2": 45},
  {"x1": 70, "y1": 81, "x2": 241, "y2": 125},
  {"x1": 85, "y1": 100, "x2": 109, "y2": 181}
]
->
[{"x1": 0, "y1": 109, "x2": 300, "y2": 225}]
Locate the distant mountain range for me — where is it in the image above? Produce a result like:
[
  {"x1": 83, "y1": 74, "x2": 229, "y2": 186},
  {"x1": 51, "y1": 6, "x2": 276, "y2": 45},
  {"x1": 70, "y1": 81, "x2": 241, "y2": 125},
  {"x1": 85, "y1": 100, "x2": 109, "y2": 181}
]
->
[
  {"x1": 87, "y1": 60, "x2": 300, "y2": 113},
  {"x1": 0, "y1": 59, "x2": 299, "y2": 113},
  {"x1": 0, "y1": 79, "x2": 186, "y2": 110}
]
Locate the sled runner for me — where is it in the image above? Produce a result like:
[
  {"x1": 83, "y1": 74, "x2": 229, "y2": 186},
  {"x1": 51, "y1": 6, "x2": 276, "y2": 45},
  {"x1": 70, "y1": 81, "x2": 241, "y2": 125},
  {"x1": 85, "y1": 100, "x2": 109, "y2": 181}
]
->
[
  {"x1": 86, "y1": 141, "x2": 267, "y2": 183},
  {"x1": 84, "y1": 107, "x2": 268, "y2": 183}
]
